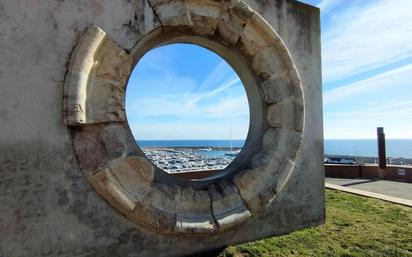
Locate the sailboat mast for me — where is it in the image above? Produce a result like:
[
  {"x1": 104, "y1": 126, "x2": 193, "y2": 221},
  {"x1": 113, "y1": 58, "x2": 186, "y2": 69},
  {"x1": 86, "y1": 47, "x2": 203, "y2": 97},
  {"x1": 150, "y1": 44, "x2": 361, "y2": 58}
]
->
[{"x1": 230, "y1": 127, "x2": 233, "y2": 152}]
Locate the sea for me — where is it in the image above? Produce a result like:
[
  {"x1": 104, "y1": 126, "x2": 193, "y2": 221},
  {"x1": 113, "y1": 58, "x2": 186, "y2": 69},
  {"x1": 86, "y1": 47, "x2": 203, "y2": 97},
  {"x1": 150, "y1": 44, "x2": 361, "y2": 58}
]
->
[{"x1": 137, "y1": 139, "x2": 412, "y2": 158}]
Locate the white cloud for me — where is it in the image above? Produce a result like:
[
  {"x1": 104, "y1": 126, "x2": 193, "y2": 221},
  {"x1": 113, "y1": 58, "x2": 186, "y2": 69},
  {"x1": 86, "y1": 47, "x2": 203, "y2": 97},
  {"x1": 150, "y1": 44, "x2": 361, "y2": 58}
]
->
[
  {"x1": 324, "y1": 64, "x2": 412, "y2": 139},
  {"x1": 324, "y1": 100, "x2": 412, "y2": 139},
  {"x1": 326, "y1": 100, "x2": 412, "y2": 120},
  {"x1": 195, "y1": 60, "x2": 234, "y2": 93},
  {"x1": 324, "y1": 112, "x2": 412, "y2": 139},
  {"x1": 203, "y1": 95, "x2": 249, "y2": 118},
  {"x1": 317, "y1": 0, "x2": 344, "y2": 15},
  {"x1": 322, "y1": 0, "x2": 412, "y2": 82},
  {"x1": 127, "y1": 91, "x2": 249, "y2": 120},
  {"x1": 129, "y1": 120, "x2": 249, "y2": 140},
  {"x1": 324, "y1": 63, "x2": 412, "y2": 104},
  {"x1": 185, "y1": 76, "x2": 240, "y2": 109},
  {"x1": 126, "y1": 45, "x2": 249, "y2": 140}
]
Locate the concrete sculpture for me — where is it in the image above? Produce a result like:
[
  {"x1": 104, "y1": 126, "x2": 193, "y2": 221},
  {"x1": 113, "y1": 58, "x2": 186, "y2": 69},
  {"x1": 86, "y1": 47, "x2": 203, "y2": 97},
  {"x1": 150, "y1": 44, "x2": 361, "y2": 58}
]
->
[{"x1": 0, "y1": 0, "x2": 324, "y2": 256}]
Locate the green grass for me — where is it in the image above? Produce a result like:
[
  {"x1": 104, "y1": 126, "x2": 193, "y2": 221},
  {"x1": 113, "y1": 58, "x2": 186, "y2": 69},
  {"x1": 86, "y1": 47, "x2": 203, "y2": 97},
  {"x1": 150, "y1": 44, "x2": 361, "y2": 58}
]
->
[{"x1": 218, "y1": 189, "x2": 412, "y2": 257}]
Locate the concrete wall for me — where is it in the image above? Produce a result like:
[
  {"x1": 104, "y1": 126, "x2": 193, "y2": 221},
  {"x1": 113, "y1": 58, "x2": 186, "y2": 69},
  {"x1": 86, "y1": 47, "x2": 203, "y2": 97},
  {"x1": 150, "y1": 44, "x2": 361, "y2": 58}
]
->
[
  {"x1": 326, "y1": 164, "x2": 412, "y2": 182},
  {"x1": 325, "y1": 164, "x2": 361, "y2": 179},
  {"x1": 0, "y1": 1, "x2": 323, "y2": 256}
]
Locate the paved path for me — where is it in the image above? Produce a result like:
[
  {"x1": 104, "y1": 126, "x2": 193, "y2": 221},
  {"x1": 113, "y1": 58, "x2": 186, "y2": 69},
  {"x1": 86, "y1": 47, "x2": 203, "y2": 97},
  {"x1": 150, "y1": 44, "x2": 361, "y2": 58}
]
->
[{"x1": 325, "y1": 178, "x2": 412, "y2": 207}]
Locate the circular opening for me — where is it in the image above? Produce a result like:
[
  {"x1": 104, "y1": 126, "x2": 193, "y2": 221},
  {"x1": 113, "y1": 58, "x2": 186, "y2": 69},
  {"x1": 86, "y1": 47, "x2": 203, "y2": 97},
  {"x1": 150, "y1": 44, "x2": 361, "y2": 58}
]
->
[{"x1": 126, "y1": 43, "x2": 250, "y2": 180}]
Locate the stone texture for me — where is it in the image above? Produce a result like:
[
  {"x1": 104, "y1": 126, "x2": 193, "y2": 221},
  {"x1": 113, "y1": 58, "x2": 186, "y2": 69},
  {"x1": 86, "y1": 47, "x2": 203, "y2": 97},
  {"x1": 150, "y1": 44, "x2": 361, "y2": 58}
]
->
[
  {"x1": 174, "y1": 187, "x2": 216, "y2": 234},
  {"x1": 129, "y1": 184, "x2": 178, "y2": 233},
  {"x1": 267, "y1": 100, "x2": 304, "y2": 132},
  {"x1": 233, "y1": 159, "x2": 296, "y2": 216},
  {"x1": 106, "y1": 156, "x2": 154, "y2": 199},
  {"x1": 64, "y1": 26, "x2": 106, "y2": 125},
  {"x1": 267, "y1": 100, "x2": 295, "y2": 129},
  {"x1": 188, "y1": 1, "x2": 221, "y2": 36},
  {"x1": 263, "y1": 128, "x2": 302, "y2": 160},
  {"x1": 233, "y1": 169, "x2": 261, "y2": 213},
  {"x1": 151, "y1": 0, "x2": 191, "y2": 27},
  {"x1": 90, "y1": 169, "x2": 137, "y2": 215},
  {"x1": 128, "y1": 200, "x2": 176, "y2": 232},
  {"x1": 86, "y1": 36, "x2": 132, "y2": 123},
  {"x1": 218, "y1": 11, "x2": 245, "y2": 45},
  {"x1": 64, "y1": 26, "x2": 132, "y2": 125},
  {"x1": 208, "y1": 182, "x2": 251, "y2": 230},
  {"x1": 72, "y1": 123, "x2": 138, "y2": 177},
  {"x1": 260, "y1": 78, "x2": 293, "y2": 104},
  {"x1": 141, "y1": 184, "x2": 178, "y2": 218},
  {"x1": 91, "y1": 157, "x2": 178, "y2": 233},
  {"x1": 238, "y1": 13, "x2": 272, "y2": 57},
  {"x1": 252, "y1": 46, "x2": 286, "y2": 80},
  {"x1": 233, "y1": 168, "x2": 274, "y2": 214},
  {"x1": 250, "y1": 150, "x2": 272, "y2": 169},
  {"x1": 217, "y1": 1, "x2": 254, "y2": 45}
]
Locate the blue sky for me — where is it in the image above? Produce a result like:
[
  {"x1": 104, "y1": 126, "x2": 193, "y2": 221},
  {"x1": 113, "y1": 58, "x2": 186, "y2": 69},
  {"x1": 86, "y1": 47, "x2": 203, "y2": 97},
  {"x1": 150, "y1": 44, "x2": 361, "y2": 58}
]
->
[
  {"x1": 126, "y1": 0, "x2": 412, "y2": 140},
  {"x1": 126, "y1": 44, "x2": 249, "y2": 140}
]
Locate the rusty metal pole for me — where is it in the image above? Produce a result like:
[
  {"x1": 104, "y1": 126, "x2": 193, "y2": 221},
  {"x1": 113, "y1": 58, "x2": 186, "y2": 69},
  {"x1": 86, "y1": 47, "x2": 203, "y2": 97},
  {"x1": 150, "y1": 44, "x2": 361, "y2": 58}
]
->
[{"x1": 377, "y1": 127, "x2": 386, "y2": 179}]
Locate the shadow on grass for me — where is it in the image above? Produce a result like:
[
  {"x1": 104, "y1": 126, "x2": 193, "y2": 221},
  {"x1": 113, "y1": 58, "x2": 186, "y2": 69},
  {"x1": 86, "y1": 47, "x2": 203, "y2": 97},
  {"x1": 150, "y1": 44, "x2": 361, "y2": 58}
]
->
[{"x1": 185, "y1": 247, "x2": 225, "y2": 257}]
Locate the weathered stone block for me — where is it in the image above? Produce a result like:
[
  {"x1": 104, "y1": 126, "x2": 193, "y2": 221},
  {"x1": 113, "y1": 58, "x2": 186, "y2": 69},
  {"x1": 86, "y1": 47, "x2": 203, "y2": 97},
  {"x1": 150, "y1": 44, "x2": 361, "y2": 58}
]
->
[
  {"x1": 208, "y1": 182, "x2": 251, "y2": 230},
  {"x1": 267, "y1": 100, "x2": 294, "y2": 129},
  {"x1": 128, "y1": 200, "x2": 177, "y2": 232},
  {"x1": 64, "y1": 26, "x2": 132, "y2": 125},
  {"x1": 252, "y1": 46, "x2": 286, "y2": 80},
  {"x1": 90, "y1": 169, "x2": 136, "y2": 214},
  {"x1": 217, "y1": 0, "x2": 254, "y2": 45},
  {"x1": 107, "y1": 156, "x2": 154, "y2": 200},
  {"x1": 239, "y1": 16, "x2": 268, "y2": 57},
  {"x1": 151, "y1": 0, "x2": 191, "y2": 27},
  {"x1": 260, "y1": 78, "x2": 293, "y2": 104},
  {"x1": 174, "y1": 187, "x2": 216, "y2": 234},
  {"x1": 233, "y1": 168, "x2": 265, "y2": 214},
  {"x1": 188, "y1": 1, "x2": 221, "y2": 36},
  {"x1": 72, "y1": 123, "x2": 138, "y2": 176}
]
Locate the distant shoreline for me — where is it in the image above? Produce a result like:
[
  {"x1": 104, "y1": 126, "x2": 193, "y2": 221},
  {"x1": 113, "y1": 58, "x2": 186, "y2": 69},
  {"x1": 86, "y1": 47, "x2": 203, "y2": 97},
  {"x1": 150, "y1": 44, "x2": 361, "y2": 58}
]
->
[
  {"x1": 140, "y1": 147, "x2": 412, "y2": 165},
  {"x1": 325, "y1": 154, "x2": 412, "y2": 166},
  {"x1": 137, "y1": 139, "x2": 412, "y2": 158},
  {"x1": 142, "y1": 146, "x2": 242, "y2": 151}
]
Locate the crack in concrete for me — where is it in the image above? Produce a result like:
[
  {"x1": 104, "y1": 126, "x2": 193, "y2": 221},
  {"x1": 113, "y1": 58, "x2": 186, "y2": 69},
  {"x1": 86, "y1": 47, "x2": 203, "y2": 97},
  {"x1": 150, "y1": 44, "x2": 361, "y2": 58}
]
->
[
  {"x1": 206, "y1": 187, "x2": 219, "y2": 230},
  {"x1": 146, "y1": 0, "x2": 163, "y2": 27},
  {"x1": 231, "y1": 181, "x2": 253, "y2": 214}
]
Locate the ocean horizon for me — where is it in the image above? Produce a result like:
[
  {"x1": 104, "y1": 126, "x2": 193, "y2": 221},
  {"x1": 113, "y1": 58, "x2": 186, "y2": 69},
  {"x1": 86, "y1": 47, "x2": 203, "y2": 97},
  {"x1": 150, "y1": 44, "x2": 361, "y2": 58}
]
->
[{"x1": 137, "y1": 139, "x2": 412, "y2": 158}]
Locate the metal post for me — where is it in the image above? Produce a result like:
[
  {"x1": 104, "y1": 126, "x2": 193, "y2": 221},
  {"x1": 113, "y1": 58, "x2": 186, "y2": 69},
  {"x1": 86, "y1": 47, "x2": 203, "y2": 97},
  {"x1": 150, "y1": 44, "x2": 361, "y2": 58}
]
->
[{"x1": 377, "y1": 127, "x2": 386, "y2": 179}]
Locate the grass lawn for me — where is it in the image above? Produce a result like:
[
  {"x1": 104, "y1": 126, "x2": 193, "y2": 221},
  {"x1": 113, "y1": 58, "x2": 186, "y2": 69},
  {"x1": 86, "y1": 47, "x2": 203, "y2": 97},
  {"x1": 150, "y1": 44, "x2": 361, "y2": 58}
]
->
[{"x1": 218, "y1": 189, "x2": 412, "y2": 257}]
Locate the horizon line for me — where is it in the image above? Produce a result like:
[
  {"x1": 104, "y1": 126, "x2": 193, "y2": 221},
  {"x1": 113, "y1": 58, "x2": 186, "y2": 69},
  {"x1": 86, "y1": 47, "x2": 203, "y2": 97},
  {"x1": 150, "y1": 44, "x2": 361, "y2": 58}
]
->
[{"x1": 136, "y1": 138, "x2": 412, "y2": 141}]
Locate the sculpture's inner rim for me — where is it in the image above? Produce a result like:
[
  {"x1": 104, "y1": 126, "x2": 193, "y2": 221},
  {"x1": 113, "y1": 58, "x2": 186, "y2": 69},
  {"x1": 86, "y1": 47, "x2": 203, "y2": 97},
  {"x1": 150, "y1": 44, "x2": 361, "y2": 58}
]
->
[
  {"x1": 126, "y1": 28, "x2": 265, "y2": 188},
  {"x1": 124, "y1": 42, "x2": 251, "y2": 180}
]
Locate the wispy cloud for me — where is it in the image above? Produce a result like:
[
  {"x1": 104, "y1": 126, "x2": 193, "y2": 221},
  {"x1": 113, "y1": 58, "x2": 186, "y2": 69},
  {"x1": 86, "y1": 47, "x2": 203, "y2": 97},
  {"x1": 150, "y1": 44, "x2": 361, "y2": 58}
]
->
[
  {"x1": 323, "y1": 63, "x2": 412, "y2": 139},
  {"x1": 326, "y1": 100, "x2": 412, "y2": 120},
  {"x1": 324, "y1": 100, "x2": 412, "y2": 139},
  {"x1": 322, "y1": 0, "x2": 412, "y2": 82},
  {"x1": 129, "y1": 119, "x2": 249, "y2": 140},
  {"x1": 317, "y1": 0, "x2": 344, "y2": 15},
  {"x1": 324, "y1": 63, "x2": 412, "y2": 104},
  {"x1": 185, "y1": 76, "x2": 241, "y2": 109},
  {"x1": 203, "y1": 95, "x2": 249, "y2": 118},
  {"x1": 195, "y1": 60, "x2": 234, "y2": 93}
]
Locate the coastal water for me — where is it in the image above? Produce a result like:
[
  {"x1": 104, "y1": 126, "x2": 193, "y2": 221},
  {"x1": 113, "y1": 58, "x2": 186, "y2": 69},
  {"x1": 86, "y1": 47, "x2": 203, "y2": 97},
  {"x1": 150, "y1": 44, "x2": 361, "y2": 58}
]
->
[
  {"x1": 324, "y1": 139, "x2": 412, "y2": 158},
  {"x1": 138, "y1": 139, "x2": 412, "y2": 158}
]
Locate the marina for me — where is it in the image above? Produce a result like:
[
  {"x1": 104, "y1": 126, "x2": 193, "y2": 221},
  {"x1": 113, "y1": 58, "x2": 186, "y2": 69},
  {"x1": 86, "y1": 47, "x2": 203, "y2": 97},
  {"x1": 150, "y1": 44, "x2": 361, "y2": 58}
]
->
[{"x1": 142, "y1": 147, "x2": 240, "y2": 173}]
